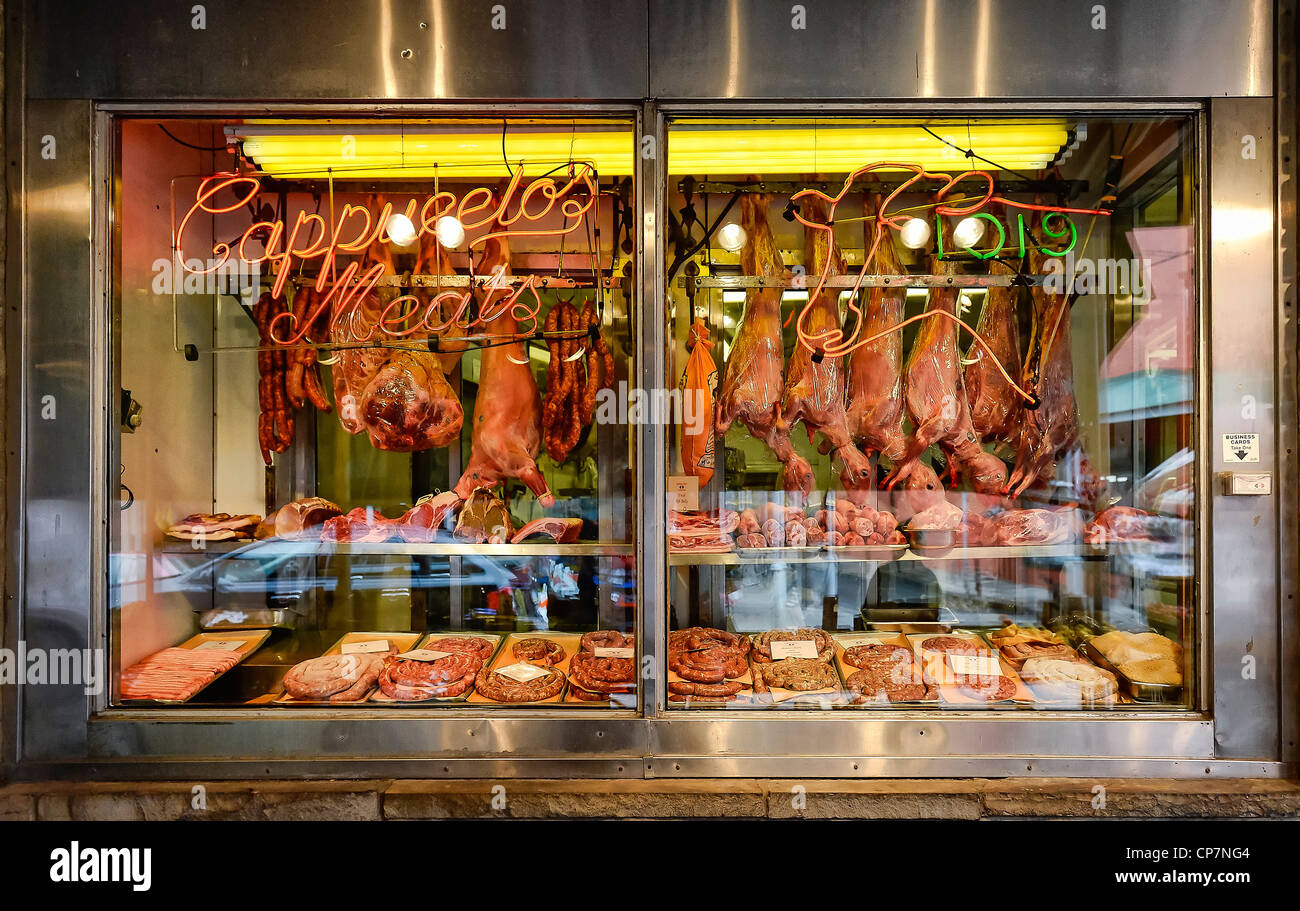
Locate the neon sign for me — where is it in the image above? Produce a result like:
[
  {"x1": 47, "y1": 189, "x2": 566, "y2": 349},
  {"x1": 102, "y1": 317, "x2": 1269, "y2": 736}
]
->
[
  {"x1": 790, "y1": 162, "x2": 1110, "y2": 360},
  {"x1": 173, "y1": 164, "x2": 598, "y2": 344}
]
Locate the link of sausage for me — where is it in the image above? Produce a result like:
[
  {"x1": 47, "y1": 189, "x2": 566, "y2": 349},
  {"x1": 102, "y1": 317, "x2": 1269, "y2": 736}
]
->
[{"x1": 668, "y1": 680, "x2": 744, "y2": 697}]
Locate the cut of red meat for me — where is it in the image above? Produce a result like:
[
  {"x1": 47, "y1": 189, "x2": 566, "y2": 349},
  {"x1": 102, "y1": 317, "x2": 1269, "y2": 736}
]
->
[{"x1": 510, "y1": 517, "x2": 584, "y2": 544}]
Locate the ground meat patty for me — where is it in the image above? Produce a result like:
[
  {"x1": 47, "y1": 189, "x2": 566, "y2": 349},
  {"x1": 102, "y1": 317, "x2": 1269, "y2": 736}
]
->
[
  {"x1": 512, "y1": 637, "x2": 567, "y2": 666},
  {"x1": 955, "y1": 674, "x2": 1018, "y2": 702},
  {"x1": 423, "y1": 636, "x2": 496, "y2": 663}
]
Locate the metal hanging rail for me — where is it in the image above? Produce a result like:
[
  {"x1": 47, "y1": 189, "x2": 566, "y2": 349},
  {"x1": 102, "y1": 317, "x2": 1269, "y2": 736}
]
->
[{"x1": 678, "y1": 274, "x2": 1049, "y2": 289}]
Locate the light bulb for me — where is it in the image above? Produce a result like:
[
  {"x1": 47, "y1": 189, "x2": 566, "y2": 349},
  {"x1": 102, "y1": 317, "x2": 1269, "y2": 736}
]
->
[
  {"x1": 385, "y1": 212, "x2": 417, "y2": 247},
  {"x1": 435, "y1": 214, "x2": 466, "y2": 249},
  {"x1": 716, "y1": 222, "x2": 747, "y2": 253},
  {"x1": 953, "y1": 216, "x2": 987, "y2": 250},
  {"x1": 898, "y1": 217, "x2": 932, "y2": 250}
]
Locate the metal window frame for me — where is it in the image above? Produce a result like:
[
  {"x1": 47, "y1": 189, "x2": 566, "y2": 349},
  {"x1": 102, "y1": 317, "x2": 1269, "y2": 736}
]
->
[{"x1": 4, "y1": 83, "x2": 1295, "y2": 777}]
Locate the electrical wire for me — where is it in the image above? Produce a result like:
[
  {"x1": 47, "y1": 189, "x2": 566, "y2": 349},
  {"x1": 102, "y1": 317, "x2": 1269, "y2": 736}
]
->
[
  {"x1": 158, "y1": 123, "x2": 228, "y2": 152},
  {"x1": 921, "y1": 125, "x2": 1035, "y2": 181},
  {"x1": 667, "y1": 190, "x2": 742, "y2": 282}
]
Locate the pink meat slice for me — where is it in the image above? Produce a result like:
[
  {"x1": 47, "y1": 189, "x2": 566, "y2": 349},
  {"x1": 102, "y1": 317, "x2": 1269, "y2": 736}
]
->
[{"x1": 510, "y1": 517, "x2": 584, "y2": 544}]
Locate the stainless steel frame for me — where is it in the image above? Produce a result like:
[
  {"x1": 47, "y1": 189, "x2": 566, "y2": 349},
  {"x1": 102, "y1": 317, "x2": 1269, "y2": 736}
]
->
[{"x1": 4, "y1": 1, "x2": 1294, "y2": 780}]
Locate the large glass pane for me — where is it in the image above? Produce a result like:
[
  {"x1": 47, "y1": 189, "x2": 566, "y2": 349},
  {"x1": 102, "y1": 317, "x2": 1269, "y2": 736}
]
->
[
  {"x1": 110, "y1": 116, "x2": 638, "y2": 708},
  {"x1": 664, "y1": 116, "x2": 1195, "y2": 711}
]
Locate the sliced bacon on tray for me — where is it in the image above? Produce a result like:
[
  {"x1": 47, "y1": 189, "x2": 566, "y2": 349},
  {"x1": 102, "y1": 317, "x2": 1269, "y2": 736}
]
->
[{"x1": 119, "y1": 647, "x2": 244, "y2": 702}]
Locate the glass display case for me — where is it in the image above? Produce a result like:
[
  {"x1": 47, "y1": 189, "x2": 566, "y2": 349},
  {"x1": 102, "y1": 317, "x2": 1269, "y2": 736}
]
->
[
  {"x1": 111, "y1": 116, "x2": 640, "y2": 709},
  {"x1": 5, "y1": 0, "x2": 1292, "y2": 780},
  {"x1": 663, "y1": 115, "x2": 1197, "y2": 712}
]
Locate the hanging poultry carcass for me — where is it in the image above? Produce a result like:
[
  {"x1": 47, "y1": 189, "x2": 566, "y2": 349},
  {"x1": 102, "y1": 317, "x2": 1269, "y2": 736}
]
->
[
  {"x1": 454, "y1": 227, "x2": 555, "y2": 507},
  {"x1": 886, "y1": 211, "x2": 1007, "y2": 496},
  {"x1": 843, "y1": 195, "x2": 944, "y2": 515},
  {"x1": 1005, "y1": 241, "x2": 1081, "y2": 497},
  {"x1": 716, "y1": 194, "x2": 814, "y2": 498},
  {"x1": 780, "y1": 195, "x2": 872, "y2": 497}
]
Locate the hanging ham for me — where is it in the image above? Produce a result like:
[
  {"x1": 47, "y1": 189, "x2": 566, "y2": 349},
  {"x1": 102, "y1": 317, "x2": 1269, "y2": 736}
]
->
[
  {"x1": 679, "y1": 318, "x2": 719, "y2": 485},
  {"x1": 780, "y1": 196, "x2": 872, "y2": 496},
  {"x1": 887, "y1": 213, "x2": 1006, "y2": 496},
  {"x1": 716, "y1": 194, "x2": 814, "y2": 498},
  {"x1": 963, "y1": 256, "x2": 1024, "y2": 444},
  {"x1": 1005, "y1": 242, "x2": 1081, "y2": 496},
  {"x1": 844, "y1": 195, "x2": 944, "y2": 514},
  {"x1": 329, "y1": 196, "x2": 465, "y2": 452}
]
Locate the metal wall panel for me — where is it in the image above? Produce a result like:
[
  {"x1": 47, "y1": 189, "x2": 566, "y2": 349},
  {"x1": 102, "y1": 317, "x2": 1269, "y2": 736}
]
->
[
  {"x1": 1209, "y1": 98, "x2": 1280, "y2": 759},
  {"x1": 18, "y1": 100, "x2": 97, "y2": 761},
  {"x1": 1274, "y1": 0, "x2": 1299, "y2": 764},
  {"x1": 24, "y1": 0, "x2": 649, "y2": 100},
  {"x1": 648, "y1": 0, "x2": 1272, "y2": 99},
  {"x1": 25, "y1": 0, "x2": 1271, "y2": 102}
]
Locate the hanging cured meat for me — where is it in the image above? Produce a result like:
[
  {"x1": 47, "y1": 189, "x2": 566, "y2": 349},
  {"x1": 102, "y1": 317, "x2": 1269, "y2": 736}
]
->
[
  {"x1": 359, "y1": 345, "x2": 464, "y2": 451},
  {"x1": 283, "y1": 285, "x2": 333, "y2": 414},
  {"x1": 541, "y1": 298, "x2": 615, "y2": 464},
  {"x1": 331, "y1": 213, "x2": 399, "y2": 437},
  {"x1": 352, "y1": 200, "x2": 464, "y2": 452},
  {"x1": 963, "y1": 209, "x2": 1023, "y2": 445},
  {"x1": 1006, "y1": 242, "x2": 1080, "y2": 496},
  {"x1": 253, "y1": 292, "x2": 294, "y2": 463},
  {"x1": 781, "y1": 196, "x2": 872, "y2": 496},
  {"x1": 845, "y1": 197, "x2": 910, "y2": 459},
  {"x1": 887, "y1": 215, "x2": 1006, "y2": 495},
  {"x1": 454, "y1": 229, "x2": 555, "y2": 506},
  {"x1": 843, "y1": 198, "x2": 944, "y2": 515},
  {"x1": 716, "y1": 194, "x2": 814, "y2": 498},
  {"x1": 678, "y1": 318, "x2": 718, "y2": 485}
]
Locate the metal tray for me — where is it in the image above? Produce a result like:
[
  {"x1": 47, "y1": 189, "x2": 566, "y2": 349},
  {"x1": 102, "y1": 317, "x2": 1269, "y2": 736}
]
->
[
  {"x1": 197, "y1": 607, "x2": 297, "y2": 630},
  {"x1": 1081, "y1": 640, "x2": 1185, "y2": 704},
  {"x1": 863, "y1": 605, "x2": 957, "y2": 632},
  {"x1": 825, "y1": 544, "x2": 908, "y2": 561},
  {"x1": 734, "y1": 546, "x2": 820, "y2": 560}
]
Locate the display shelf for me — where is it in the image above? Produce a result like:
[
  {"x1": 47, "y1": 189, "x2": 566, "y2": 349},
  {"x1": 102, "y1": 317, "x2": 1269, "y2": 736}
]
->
[
  {"x1": 161, "y1": 539, "x2": 634, "y2": 558},
  {"x1": 666, "y1": 542, "x2": 1177, "y2": 567}
]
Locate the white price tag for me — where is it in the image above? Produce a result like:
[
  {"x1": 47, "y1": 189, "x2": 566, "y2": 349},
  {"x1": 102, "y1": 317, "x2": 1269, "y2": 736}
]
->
[
  {"x1": 593, "y1": 647, "x2": 634, "y2": 659},
  {"x1": 395, "y1": 649, "x2": 452, "y2": 662},
  {"x1": 1222, "y1": 433, "x2": 1260, "y2": 463},
  {"x1": 195, "y1": 639, "x2": 245, "y2": 651},
  {"x1": 948, "y1": 653, "x2": 1001, "y2": 677},
  {"x1": 496, "y1": 662, "x2": 549, "y2": 682},
  {"x1": 668, "y1": 475, "x2": 699, "y2": 512},
  {"x1": 341, "y1": 639, "x2": 391, "y2": 654},
  {"x1": 769, "y1": 639, "x2": 820, "y2": 660}
]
